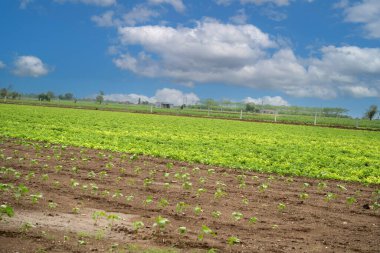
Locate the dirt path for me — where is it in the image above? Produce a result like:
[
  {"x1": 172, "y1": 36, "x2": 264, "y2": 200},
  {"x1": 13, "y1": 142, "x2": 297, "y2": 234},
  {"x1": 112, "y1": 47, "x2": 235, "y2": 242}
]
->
[{"x1": 0, "y1": 138, "x2": 379, "y2": 252}]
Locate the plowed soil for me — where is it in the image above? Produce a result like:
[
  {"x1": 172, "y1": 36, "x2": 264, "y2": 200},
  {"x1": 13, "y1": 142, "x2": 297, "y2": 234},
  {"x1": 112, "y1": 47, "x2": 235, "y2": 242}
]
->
[{"x1": 0, "y1": 138, "x2": 379, "y2": 252}]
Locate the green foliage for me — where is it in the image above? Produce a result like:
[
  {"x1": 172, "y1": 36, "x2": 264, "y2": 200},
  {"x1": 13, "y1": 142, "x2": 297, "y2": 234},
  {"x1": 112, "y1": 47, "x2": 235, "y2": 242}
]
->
[
  {"x1": 0, "y1": 204, "x2": 14, "y2": 220},
  {"x1": 0, "y1": 104, "x2": 379, "y2": 183}
]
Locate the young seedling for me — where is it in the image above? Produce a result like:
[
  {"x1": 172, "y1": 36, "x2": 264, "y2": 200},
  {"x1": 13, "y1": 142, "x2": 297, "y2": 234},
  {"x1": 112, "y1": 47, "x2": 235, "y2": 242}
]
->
[
  {"x1": 72, "y1": 207, "x2": 80, "y2": 214},
  {"x1": 232, "y1": 212, "x2": 243, "y2": 221},
  {"x1": 178, "y1": 226, "x2": 187, "y2": 235},
  {"x1": 248, "y1": 216, "x2": 258, "y2": 224},
  {"x1": 196, "y1": 188, "x2": 207, "y2": 197},
  {"x1": 211, "y1": 210, "x2": 221, "y2": 219},
  {"x1": 30, "y1": 193, "x2": 43, "y2": 204},
  {"x1": 299, "y1": 192, "x2": 309, "y2": 200},
  {"x1": 48, "y1": 202, "x2": 58, "y2": 209},
  {"x1": 20, "y1": 222, "x2": 34, "y2": 233},
  {"x1": 198, "y1": 225, "x2": 216, "y2": 241},
  {"x1": 258, "y1": 183, "x2": 268, "y2": 192},
  {"x1": 242, "y1": 197, "x2": 249, "y2": 205},
  {"x1": 92, "y1": 210, "x2": 106, "y2": 225},
  {"x1": 107, "y1": 214, "x2": 120, "y2": 226},
  {"x1": 194, "y1": 206, "x2": 203, "y2": 216},
  {"x1": 144, "y1": 195, "x2": 153, "y2": 206},
  {"x1": 158, "y1": 198, "x2": 169, "y2": 208},
  {"x1": 132, "y1": 221, "x2": 145, "y2": 233},
  {"x1": 112, "y1": 190, "x2": 123, "y2": 199},
  {"x1": 325, "y1": 192, "x2": 336, "y2": 202},
  {"x1": 317, "y1": 182, "x2": 327, "y2": 190},
  {"x1": 346, "y1": 196, "x2": 357, "y2": 205},
  {"x1": 277, "y1": 203, "x2": 286, "y2": 212},
  {"x1": 214, "y1": 188, "x2": 226, "y2": 199},
  {"x1": 143, "y1": 178, "x2": 153, "y2": 187},
  {"x1": 41, "y1": 174, "x2": 49, "y2": 181},
  {"x1": 153, "y1": 216, "x2": 170, "y2": 232},
  {"x1": 0, "y1": 204, "x2": 14, "y2": 220},
  {"x1": 227, "y1": 236, "x2": 240, "y2": 246},
  {"x1": 125, "y1": 194, "x2": 134, "y2": 203},
  {"x1": 182, "y1": 181, "x2": 192, "y2": 190},
  {"x1": 176, "y1": 202, "x2": 188, "y2": 213},
  {"x1": 87, "y1": 171, "x2": 96, "y2": 179}
]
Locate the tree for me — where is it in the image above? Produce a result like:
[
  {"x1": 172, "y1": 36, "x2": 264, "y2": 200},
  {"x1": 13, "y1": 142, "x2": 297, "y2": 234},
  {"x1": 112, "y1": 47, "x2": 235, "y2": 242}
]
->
[
  {"x1": 0, "y1": 88, "x2": 8, "y2": 101},
  {"x1": 96, "y1": 91, "x2": 104, "y2": 104},
  {"x1": 46, "y1": 91, "x2": 55, "y2": 101},
  {"x1": 364, "y1": 105, "x2": 378, "y2": 120},
  {"x1": 245, "y1": 103, "x2": 256, "y2": 112},
  {"x1": 58, "y1": 92, "x2": 74, "y2": 100}
]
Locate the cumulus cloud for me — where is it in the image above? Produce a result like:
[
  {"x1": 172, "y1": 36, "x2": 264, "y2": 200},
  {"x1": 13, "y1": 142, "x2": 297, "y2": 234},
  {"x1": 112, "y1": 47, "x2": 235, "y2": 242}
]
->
[
  {"x1": 241, "y1": 0, "x2": 290, "y2": 6},
  {"x1": 103, "y1": 88, "x2": 199, "y2": 106},
  {"x1": 112, "y1": 20, "x2": 380, "y2": 99},
  {"x1": 148, "y1": 0, "x2": 185, "y2": 13},
  {"x1": 243, "y1": 96, "x2": 289, "y2": 106},
  {"x1": 215, "y1": 0, "x2": 290, "y2": 6},
  {"x1": 19, "y1": 0, "x2": 33, "y2": 9},
  {"x1": 91, "y1": 11, "x2": 115, "y2": 27},
  {"x1": 13, "y1": 56, "x2": 50, "y2": 77},
  {"x1": 229, "y1": 9, "x2": 248, "y2": 24},
  {"x1": 340, "y1": 0, "x2": 380, "y2": 39},
  {"x1": 54, "y1": 0, "x2": 116, "y2": 7},
  {"x1": 0, "y1": 60, "x2": 6, "y2": 69}
]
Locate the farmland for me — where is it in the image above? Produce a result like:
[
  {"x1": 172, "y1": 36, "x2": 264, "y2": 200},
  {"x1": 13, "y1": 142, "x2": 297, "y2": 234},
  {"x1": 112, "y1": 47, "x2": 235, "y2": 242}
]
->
[
  {"x1": 0, "y1": 104, "x2": 379, "y2": 183},
  {"x1": 1, "y1": 104, "x2": 380, "y2": 252}
]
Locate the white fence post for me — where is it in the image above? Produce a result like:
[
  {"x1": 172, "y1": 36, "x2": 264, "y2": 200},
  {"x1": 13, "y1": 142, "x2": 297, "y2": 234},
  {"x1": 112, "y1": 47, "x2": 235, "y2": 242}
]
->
[{"x1": 314, "y1": 112, "x2": 317, "y2": 125}]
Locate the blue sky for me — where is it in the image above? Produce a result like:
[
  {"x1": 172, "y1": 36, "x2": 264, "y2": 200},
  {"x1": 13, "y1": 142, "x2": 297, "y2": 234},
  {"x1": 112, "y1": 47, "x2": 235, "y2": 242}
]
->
[{"x1": 0, "y1": 0, "x2": 379, "y2": 117}]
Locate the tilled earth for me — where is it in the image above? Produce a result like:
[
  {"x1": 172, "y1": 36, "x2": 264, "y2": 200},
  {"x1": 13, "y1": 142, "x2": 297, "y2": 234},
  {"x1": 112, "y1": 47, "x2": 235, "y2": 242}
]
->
[{"x1": 0, "y1": 138, "x2": 379, "y2": 252}]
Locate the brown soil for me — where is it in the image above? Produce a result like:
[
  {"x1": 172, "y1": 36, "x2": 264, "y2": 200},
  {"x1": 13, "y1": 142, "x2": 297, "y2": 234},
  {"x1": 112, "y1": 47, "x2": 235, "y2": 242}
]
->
[{"x1": 0, "y1": 137, "x2": 379, "y2": 253}]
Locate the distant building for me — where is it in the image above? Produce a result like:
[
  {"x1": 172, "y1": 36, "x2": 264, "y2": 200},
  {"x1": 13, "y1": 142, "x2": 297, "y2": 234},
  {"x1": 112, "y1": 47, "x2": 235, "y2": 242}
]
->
[{"x1": 155, "y1": 102, "x2": 174, "y2": 109}]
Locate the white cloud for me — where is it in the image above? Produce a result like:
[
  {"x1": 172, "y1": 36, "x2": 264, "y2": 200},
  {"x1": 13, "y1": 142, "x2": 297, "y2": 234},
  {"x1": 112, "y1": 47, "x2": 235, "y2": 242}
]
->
[
  {"x1": 103, "y1": 88, "x2": 199, "y2": 106},
  {"x1": 229, "y1": 9, "x2": 248, "y2": 24},
  {"x1": 54, "y1": 0, "x2": 116, "y2": 7},
  {"x1": 0, "y1": 60, "x2": 6, "y2": 69},
  {"x1": 104, "y1": 93, "x2": 155, "y2": 104},
  {"x1": 122, "y1": 6, "x2": 160, "y2": 26},
  {"x1": 341, "y1": 0, "x2": 380, "y2": 38},
  {"x1": 339, "y1": 86, "x2": 379, "y2": 98},
  {"x1": 215, "y1": 0, "x2": 233, "y2": 6},
  {"x1": 243, "y1": 96, "x2": 289, "y2": 106},
  {"x1": 20, "y1": 0, "x2": 33, "y2": 9},
  {"x1": 155, "y1": 88, "x2": 199, "y2": 105},
  {"x1": 241, "y1": 0, "x2": 290, "y2": 6},
  {"x1": 113, "y1": 20, "x2": 380, "y2": 99},
  {"x1": 91, "y1": 11, "x2": 115, "y2": 27},
  {"x1": 13, "y1": 56, "x2": 50, "y2": 77},
  {"x1": 148, "y1": 0, "x2": 185, "y2": 13}
]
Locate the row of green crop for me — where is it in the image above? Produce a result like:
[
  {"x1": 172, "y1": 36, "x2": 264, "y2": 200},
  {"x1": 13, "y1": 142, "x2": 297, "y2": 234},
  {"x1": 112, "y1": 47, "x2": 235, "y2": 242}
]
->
[
  {"x1": 2, "y1": 99, "x2": 379, "y2": 129},
  {"x1": 0, "y1": 104, "x2": 379, "y2": 183}
]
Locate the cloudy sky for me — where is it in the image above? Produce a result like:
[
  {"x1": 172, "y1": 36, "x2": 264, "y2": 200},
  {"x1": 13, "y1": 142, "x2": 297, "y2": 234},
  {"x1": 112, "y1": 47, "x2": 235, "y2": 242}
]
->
[{"x1": 0, "y1": 0, "x2": 379, "y2": 116}]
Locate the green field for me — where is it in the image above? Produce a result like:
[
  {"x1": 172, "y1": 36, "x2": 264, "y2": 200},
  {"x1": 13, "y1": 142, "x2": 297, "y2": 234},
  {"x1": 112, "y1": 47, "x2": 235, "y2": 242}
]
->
[
  {"x1": 1, "y1": 104, "x2": 379, "y2": 183},
  {"x1": 3, "y1": 99, "x2": 380, "y2": 129}
]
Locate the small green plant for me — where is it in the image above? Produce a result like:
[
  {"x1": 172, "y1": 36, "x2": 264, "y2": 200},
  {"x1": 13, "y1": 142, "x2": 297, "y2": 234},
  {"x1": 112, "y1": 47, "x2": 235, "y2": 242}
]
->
[
  {"x1": 214, "y1": 188, "x2": 226, "y2": 199},
  {"x1": 178, "y1": 226, "x2": 187, "y2": 235},
  {"x1": 41, "y1": 174, "x2": 49, "y2": 181},
  {"x1": 125, "y1": 194, "x2": 134, "y2": 203},
  {"x1": 198, "y1": 225, "x2": 216, "y2": 241},
  {"x1": 158, "y1": 198, "x2": 169, "y2": 208},
  {"x1": 258, "y1": 183, "x2": 268, "y2": 192},
  {"x1": 346, "y1": 197, "x2": 357, "y2": 205},
  {"x1": 144, "y1": 195, "x2": 153, "y2": 206},
  {"x1": 143, "y1": 178, "x2": 153, "y2": 187},
  {"x1": 211, "y1": 210, "x2": 221, "y2": 219},
  {"x1": 20, "y1": 222, "x2": 34, "y2": 233},
  {"x1": 153, "y1": 216, "x2": 170, "y2": 231},
  {"x1": 48, "y1": 202, "x2": 57, "y2": 209},
  {"x1": 194, "y1": 206, "x2": 203, "y2": 216},
  {"x1": 232, "y1": 211, "x2": 243, "y2": 221},
  {"x1": 132, "y1": 221, "x2": 145, "y2": 232},
  {"x1": 227, "y1": 236, "x2": 240, "y2": 246},
  {"x1": 176, "y1": 201, "x2": 188, "y2": 213},
  {"x1": 107, "y1": 214, "x2": 120, "y2": 226},
  {"x1": 249, "y1": 216, "x2": 257, "y2": 224},
  {"x1": 72, "y1": 207, "x2": 80, "y2": 214},
  {"x1": 92, "y1": 210, "x2": 106, "y2": 225},
  {"x1": 182, "y1": 181, "x2": 192, "y2": 190},
  {"x1": 317, "y1": 182, "x2": 327, "y2": 190},
  {"x1": 277, "y1": 203, "x2": 286, "y2": 211},
  {"x1": 325, "y1": 192, "x2": 336, "y2": 202},
  {"x1": 0, "y1": 204, "x2": 14, "y2": 220},
  {"x1": 196, "y1": 188, "x2": 207, "y2": 197},
  {"x1": 242, "y1": 197, "x2": 249, "y2": 205},
  {"x1": 30, "y1": 193, "x2": 43, "y2": 204},
  {"x1": 299, "y1": 192, "x2": 309, "y2": 200}
]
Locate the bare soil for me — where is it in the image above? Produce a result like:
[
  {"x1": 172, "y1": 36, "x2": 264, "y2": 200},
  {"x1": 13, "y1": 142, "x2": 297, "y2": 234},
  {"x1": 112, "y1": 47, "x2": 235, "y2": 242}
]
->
[{"x1": 0, "y1": 137, "x2": 379, "y2": 252}]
